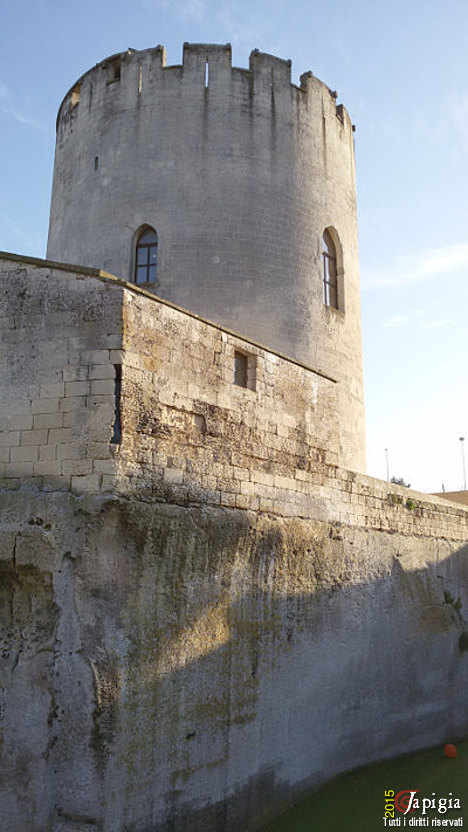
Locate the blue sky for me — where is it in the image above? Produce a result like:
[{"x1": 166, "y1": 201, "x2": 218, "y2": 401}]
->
[{"x1": 2, "y1": 0, "x2": 468, "y2": 492}]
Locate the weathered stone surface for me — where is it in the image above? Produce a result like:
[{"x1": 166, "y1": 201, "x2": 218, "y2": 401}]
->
[
  {"x1": 0, "y1": 488, "x2": 467, "y2": 831},
  {"x1": 0, "y1": 256, "x2": 467, "y2": 831}
]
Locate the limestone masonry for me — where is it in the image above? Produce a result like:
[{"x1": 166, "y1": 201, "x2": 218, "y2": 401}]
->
[
  {"x1": 0, "y1": 43, "x2": 467, "y2": 832},
  {"x1": 47, "y1": 43, "x2": 365, "y2": 472}
]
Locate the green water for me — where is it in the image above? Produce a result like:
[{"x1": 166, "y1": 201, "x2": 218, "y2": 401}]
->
[{"x1": 262, "y1": 742, "x2": 467, "y2": 831}]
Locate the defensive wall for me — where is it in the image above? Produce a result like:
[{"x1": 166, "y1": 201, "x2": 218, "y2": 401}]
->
[
  {"x1": 46, "y1": 43, "x2": 365, "y2": 473},
  {"x1": 1, "y1": 253, "x2": 468, "y2": 831},
  {"x1": 434, "y1": 491, "x2": 468, "y2": 506}
]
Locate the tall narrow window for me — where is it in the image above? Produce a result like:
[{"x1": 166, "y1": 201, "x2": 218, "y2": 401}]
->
[
  {"x1": 234, "y1": 351, "x2": 248, "y2": 387},
  {"x1": 135, "y1": 227, "x2": 158, "y2": 284},
  {"x1": 233, "y1": 350, "x2": 256, "y2": 391},
  {"x1": 205, "y1": 60, "x2": 209, "y2": 88},
  {"x1": 322, "y1": 229, "x2": 338, "y2": 309}
]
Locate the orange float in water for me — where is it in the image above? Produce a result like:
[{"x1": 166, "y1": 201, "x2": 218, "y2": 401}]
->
[{"x1": 444, "y1": 744, "x2": 457, "y2": 758}]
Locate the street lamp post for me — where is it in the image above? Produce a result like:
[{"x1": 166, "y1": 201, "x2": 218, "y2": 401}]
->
[{"x1": 460, "y1": 437, "x2": 466, "y2": 491}]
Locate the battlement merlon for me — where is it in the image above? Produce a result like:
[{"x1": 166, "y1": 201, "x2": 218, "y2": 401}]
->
[{"x1": 56, "y1": 43, "x2": 355, "y2": 133}]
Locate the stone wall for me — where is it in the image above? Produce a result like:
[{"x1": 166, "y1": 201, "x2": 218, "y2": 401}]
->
[
  {"x1": 116, "y1": 288, "x2": 468, "y2": 541},
  {"x1": 0, "y1": 255, "x2": 124, "y2": 494},
  {"x1": 116, "y1": 286, "x2": 340, "y2": 511},
  {"x1": 434, "y1": 490, "x2": 468, "y2": 506},
  {"x1": 2, "y1": 488, "x2": 467, "y2": 832},
  {"x1": 1, "y1": 254, "x2": 468, "y2": 832}
]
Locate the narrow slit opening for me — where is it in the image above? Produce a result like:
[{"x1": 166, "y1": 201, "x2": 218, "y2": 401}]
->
[
  {"x1": 205, "y1": 60, "x2": 209, "y2": 88},
  {"x1": 111, "y1": 365, "x2": 122, "y2": 444},
  {"x1": 138, "y1": 65, "x2": 143, "y2": 95}
]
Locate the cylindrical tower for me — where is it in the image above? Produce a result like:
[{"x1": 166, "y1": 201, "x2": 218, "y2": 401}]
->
[{"x1": 47, "y1": 43, "x2": 365, "y2": 471}]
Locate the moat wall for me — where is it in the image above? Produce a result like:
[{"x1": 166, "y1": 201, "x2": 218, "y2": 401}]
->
[{"x1": 1, "y1": 255, "x2": 467, "y2": 831}]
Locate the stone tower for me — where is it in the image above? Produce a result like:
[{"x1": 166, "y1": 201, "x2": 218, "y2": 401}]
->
[{"x1": 47, "y1": 43, "x2": 365, "y2": 471}]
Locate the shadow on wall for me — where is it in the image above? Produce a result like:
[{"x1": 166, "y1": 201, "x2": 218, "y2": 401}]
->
[{"x1": 0, "y1": 488, "x2": 467, "y2": 832}]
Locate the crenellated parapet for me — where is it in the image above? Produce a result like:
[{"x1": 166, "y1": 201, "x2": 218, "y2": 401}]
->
[{"x1": 56, "y1": 43, "x2": 353, "y2": 139}]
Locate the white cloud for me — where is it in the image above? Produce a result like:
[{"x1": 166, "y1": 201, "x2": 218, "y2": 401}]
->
[
  {"x1": 422, "y1": 319, "x2": 452, "y2": 329},
  {"x1": 0, "y1": 99, "x2": 45, "y2": 131},
  {"x1": 363, "y1": 242, "x2": 468, "y2": 289},
  {"x1": 383, "y1": 310, "x2": 452, "y2": 330},
  {"x1": 139, "y1": 0, "x2": 266, "y2": 47},
  {"x1": 383, "y1": 314, "x2": 409, "y2": 328},
  {"x1": 2, "y1": 107, "x2": 45, "y2": 130},
  {"x1": 0, "y1": 78, "x2": 45, "y2": 131}
]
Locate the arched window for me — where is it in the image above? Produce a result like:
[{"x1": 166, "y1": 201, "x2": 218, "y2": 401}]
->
[
  {"x1": 135, "y1": 227, "x2": 158, "y2": 285},
  {"x1": 322, "y1": 229, "x2": 338, "y2": 309}
]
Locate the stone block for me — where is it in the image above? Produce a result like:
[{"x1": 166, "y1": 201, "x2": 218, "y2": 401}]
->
[
  {"x1": 33, "y1": 460, "x2": 62, "y2": 476},
  {"x1": 235, "y1": 493, "x2": 250, "y2": 509},
  {"x1": 71, "y1": 473, "x2": 101, "y2": 494},
  {"x1": 31, "y1": 398, "x2": 60, "y2": 414},
  {"x1": 89, "y1": 364, "x2": 115, "y2": 380},
  {"x1": 101, "y1": 474, "x2": 119, "y2": 491},
  {"x1": 49, "y1": 428, "x2": 74, "y2": 444},
  {"x1": 80, "y1": 349, "x2": 110, "y2": 364},
  {"x1": 61, "y1": 459, "x2": 93, "y2": 476},
  {"x1": 57, "y1": 443, "x2": 86, "y2": 461},
  {"x1": 233, "y1": 466, "x2": 249, "y2": 480},
  {"x1": 64, "y1": 381, "x2": 89, "y2": 396},
  {"x1": 90, "y1": 379, "x2": 115, "y2": 396},
  {"x1": 62, "y1": 366, "x2": 89, "y2": 382},
  {"x1": 59, "y1": 396, "x2": 86, "y2": 412},
  {"x1": 88, "y1": 441, "x2": 112, "y2": 459},
  {"x1": 87, "y1": 395, "x2": 114, "y2": 409},
  {"x1": 0, "y1": 431, "x2": 20, "y2": 446},
  {"x1": 39, "y1": 445, "x2": 57, "y2": 461},
  {"x1": 21, "y1": 429, "x2": 48, "y2": 446},
  {"x1": 93, "y1": 459, "x2": 116, "y2": 474},
  {"x1": 251, "y1": 470, "x2": 275, "y2": 486},
  {"x1": 4, "y1": 461, "x2": 34, "y2": 477},
  {"x1": 240, "y1": 480, "x2": 255, "y2": 495},
  {"x1": 220, "y1": 492, "x2": 236, "y2": 507},
  {"x1": 33, "y1": 413, "x2": 63, "y2": 429},
  {"x1": 163, "y1": 467, "x2": 184, "y2": 485},
  {"x1": 40, "y1": 382, "x2": 65, "y2": 398},
  {"x1": 274, "y1": 474, "x2": 297, "y2": 491},
  {"x1": 11, "y1": 445, "x2": 39, "y2": 462},
  {"x1": 0, "y1": 413, "x2": 33, "y2": 431},
  {"x1": 42, "y1": 475, "x2": 71, "y2": 491}
]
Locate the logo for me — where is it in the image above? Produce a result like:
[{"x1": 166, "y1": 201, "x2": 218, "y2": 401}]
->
[
  {"x1": 383, "y1": 788, "x2": 463, "y2": 827},
  {"x1": 395, "y1": 791, "x2": 420, "y2": 815}
]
